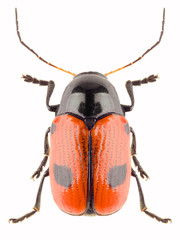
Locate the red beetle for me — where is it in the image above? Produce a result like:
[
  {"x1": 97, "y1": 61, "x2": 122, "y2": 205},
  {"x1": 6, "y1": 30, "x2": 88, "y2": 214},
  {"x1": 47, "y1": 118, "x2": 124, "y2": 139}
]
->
[{"x1": 9, "y1": 9, "x2": 171, "y2": 223}]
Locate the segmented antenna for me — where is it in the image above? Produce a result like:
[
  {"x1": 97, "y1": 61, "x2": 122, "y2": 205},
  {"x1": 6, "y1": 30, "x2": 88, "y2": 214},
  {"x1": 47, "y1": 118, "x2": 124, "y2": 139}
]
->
[
  {"x1": 15, "y1": 8, "x2": 76, "y2": 76},
  {"x1": 105, "y1": 8, "x2": 165, "y2": 76}
]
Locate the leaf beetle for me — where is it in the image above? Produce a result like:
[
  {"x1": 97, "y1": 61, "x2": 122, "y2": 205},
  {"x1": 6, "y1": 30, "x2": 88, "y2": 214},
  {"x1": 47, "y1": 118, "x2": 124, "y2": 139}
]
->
[{"x1": 9, "y1": 8, "x2": 171, "y2": 223}]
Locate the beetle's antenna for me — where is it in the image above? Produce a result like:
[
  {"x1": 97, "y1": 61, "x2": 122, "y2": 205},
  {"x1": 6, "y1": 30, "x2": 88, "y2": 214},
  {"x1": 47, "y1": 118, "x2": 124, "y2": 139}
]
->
[
  {"x1": 15, "y1": 8, "x2": 76, "y2": 76},
  {"x1": 105, "y1": 8, "x2": 165, "y2": 76}
]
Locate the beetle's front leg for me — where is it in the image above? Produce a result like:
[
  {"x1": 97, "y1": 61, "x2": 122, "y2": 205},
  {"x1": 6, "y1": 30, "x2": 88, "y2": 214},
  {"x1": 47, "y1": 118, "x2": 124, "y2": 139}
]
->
[
  {"x1": 22, "y1": 74, "x2": 59, "y2": 113},
  {"x1": 122, "y1": 74, "x2": 158, "y2": 112},
  {"x1": 130, "y1": 127, "x2": 149, "y2": 180}
]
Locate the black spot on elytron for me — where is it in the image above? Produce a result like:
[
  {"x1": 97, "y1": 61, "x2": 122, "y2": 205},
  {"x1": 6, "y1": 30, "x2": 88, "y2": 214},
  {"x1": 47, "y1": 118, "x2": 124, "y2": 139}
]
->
[
  {"x1": 53, "y1": 164, "x2": 73, "y2": 188},
  {"x1": 124, "y1": 123, "x2": 130, "y2": 134},
  {"x1": 51, "y1": 123, "x2": 56, "y2": 134},
  {"x1": 107, "y1": 164, "x2": 127, "y2": 188}
]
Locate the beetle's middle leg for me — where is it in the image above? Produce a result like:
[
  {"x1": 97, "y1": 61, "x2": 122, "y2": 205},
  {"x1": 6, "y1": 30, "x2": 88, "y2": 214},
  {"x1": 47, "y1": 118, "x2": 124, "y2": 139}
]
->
[
  {"x1": 122, "y1": 74, "x2": 158, "y2": 112},
  {"x1": 130, "y1": 127, "x2": 149, "y2": 180},
  {"x1": 131, "y1": 168, "x2": 172, "y2": 223},
  {"x1": 31, "y1": 127, "x2": 50, "y2": 180},
  {"x1": 9, "y1": 168, "x2": 49, "y2": 223}
]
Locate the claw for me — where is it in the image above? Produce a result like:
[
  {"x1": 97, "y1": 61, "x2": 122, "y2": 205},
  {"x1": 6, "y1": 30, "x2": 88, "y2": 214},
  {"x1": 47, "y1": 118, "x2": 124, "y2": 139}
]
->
[
  {"x1": 22, "y1": 74, "x2": 33, "y2": 82},
  {"x1": 137, "y1": 166, "x2": 149, "y2": 181},
  {"x1": 31, "y1": 171, "x2": 41, "y2": 180},
  {"x1": 148, "y1": 74, "x2": 159, "y2": 82},
  {"x1": 140, "y1": 170, "x2": 150, "y2": 181},
  {"x1": 163, "y1": 218, "x2": 172, "y2": 224},
  {"x1": 9, "y1": 218, "x2": 18, "y2": 224}
]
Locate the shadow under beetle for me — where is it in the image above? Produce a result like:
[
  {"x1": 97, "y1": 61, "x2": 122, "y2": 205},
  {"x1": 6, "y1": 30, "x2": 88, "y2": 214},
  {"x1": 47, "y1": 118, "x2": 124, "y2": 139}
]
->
[{"x1": 9, "y1": 8, "x2": 172, "y2": 223}]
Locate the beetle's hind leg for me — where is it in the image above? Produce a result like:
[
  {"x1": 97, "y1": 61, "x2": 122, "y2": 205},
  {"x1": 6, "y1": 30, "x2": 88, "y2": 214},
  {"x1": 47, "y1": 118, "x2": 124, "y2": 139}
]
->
[
  {"x1": 9, "y1": 169, "x2": 49, "y2": 223},
  {"x1": 31, "y1": 127, "x2": 50, "y2": 180},
  {"x1": 131, "y1": 168, "x2": 172, "y2": 223},
  {"x1": 130, "y1": 127, "x2": 149, "y2": 180}
]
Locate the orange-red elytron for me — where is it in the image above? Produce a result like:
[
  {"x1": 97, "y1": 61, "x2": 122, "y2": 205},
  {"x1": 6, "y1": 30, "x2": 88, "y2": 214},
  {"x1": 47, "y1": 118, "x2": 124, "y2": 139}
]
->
[{"x1": 50, "y1": 113, "x2": 131, "y2": 215}]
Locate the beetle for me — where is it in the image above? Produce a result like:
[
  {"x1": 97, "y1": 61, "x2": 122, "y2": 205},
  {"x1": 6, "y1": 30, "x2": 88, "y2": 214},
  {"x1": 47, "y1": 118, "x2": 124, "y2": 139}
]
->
[{"x1": 9, "y1": 8, "x2": 171, "y2": 223}]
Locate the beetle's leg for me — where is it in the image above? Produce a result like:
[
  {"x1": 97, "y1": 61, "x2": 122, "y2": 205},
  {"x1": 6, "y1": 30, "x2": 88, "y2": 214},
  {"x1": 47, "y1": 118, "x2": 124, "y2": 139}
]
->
[
  {"x1": 131, "y1": 168, "x2": 172, "y2": 223},
  {"x1": 122, "y1": 74, "x2": 158, "y2": 112},
  {"x1": 9, "y1": 169, "x2": 49, "y2": 223},
  {"x1": 22, "y1": 74, "x2": 59, "y2": 112},
  {"x1": 31, "y1": 127, "x2": 50, "y2": 180},
  {"x1": 130, "y1": 127, "x2": 149, "y2": 180}
]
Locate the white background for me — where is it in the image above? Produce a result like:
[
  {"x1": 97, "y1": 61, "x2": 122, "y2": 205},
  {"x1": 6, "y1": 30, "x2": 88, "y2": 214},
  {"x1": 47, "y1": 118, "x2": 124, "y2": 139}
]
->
[{"x1": 1, "y1": 0, "x2": 180, "y2": 239}]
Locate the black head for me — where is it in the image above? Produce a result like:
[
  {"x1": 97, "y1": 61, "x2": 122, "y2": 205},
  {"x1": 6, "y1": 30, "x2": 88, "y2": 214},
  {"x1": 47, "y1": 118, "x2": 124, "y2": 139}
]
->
[{"x1": 57, "y1": 72, "x2": 124, "y2": 129}]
